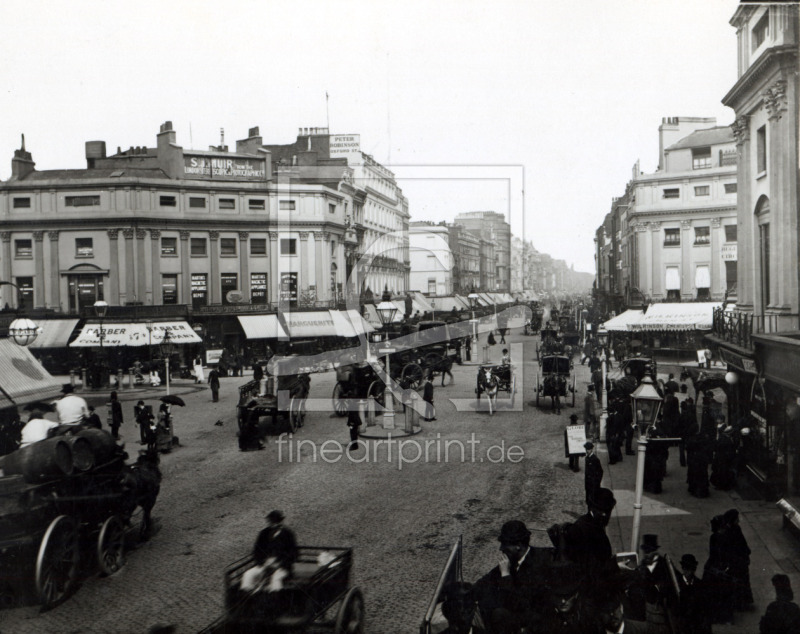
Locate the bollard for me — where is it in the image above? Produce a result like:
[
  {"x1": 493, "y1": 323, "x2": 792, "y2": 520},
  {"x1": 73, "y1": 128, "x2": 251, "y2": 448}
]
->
[
  {"x1": 69, "y1": 369, "x2": 76, "y2": 387},
  {"x1": 365, "y1": 396, "x2": 376, "y2": 426},
  {"x1": 129, "y1": 369, "x2": 135, "y2": 389},
  {"x1": 81, "y1": 368, "x2": 88, "y2": 391},
  {"x1": 482, "y1": 345, "x2": 489, "y2": 364},
  {"x1": 403, "y1": 392, "x2": 417, "y2": 433}
]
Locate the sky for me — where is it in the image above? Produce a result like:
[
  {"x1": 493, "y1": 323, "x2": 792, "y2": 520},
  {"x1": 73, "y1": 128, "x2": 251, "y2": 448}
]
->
[{"x1": 0, "y1": 0, "x2": 742, "y2": 274}]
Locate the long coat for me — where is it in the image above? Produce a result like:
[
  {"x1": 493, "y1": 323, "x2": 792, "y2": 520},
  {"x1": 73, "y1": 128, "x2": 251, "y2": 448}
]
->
[{"x1": 585, "y1": 453, "x2": 603, "y2": 504}]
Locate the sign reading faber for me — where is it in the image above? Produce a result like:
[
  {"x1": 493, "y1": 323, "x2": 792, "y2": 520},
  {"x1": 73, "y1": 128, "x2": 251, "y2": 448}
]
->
[
  {"x1": 70, "y1": 321, "x2": 202, "y2": 347},
  {"x1": 329, "y1": 134, "x2": 361, "y2": 164},
  {"x1": 183, "y1": 156, "x2": 266, "y2": 180}
]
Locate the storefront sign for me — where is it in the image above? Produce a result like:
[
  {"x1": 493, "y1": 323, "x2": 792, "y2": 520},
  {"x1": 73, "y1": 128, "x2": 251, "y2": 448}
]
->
[
  {"x1": 565, "y1": 425, "x2": 587, "y2": 456},
  {"x1": 183, "y1": 155, "x2": 266, "y2": 180},
  {"x1": 719, "y1": 348, "x2": 757, "y2": 374},
  {"x1": 329, "y1": 134, "x2": 361, "y2": 164},
  {"x1": 206, "y1": 349, "x2": 224, "y2": 365},
  {"x1": 721, "y1": 244, "x2": 738, "y2": 261},
  {"x1": 280, "y1": 272, "x2": 298, "y2": 302}
]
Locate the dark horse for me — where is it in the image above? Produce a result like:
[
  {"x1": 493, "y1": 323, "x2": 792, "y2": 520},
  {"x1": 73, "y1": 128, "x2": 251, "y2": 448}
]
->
[
  {"x1": 543, "y1": 375, "x2": 566, "y2": 413},
  {"x1": 121, "y1": 448, "x2": 162, "y2": 540}
]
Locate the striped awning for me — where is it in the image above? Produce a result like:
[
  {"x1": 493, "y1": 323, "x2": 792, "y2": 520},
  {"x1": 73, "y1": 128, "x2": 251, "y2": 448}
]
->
[
  {"x1": 635, "y1": 302, "x2": 722, "y2": 332},
  {"x1": 0, "y1": 338, "x2": 62, "y2": 405},
  {"x1": 29, "y1": 319, "x2": 80, "y2": 348},
  {"x1": 70, "y1": 321, "x2": 202, "y2": 347},
  {"x1": 238, "y1": 314, "x2": 288, "y2": 339},
  {"x1": 602, "y1": 309, "x2": 644, "y2": 332}
]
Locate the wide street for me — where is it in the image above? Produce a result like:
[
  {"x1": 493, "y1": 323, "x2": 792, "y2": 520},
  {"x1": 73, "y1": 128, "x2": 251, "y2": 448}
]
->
[{"x1": 3, "y1": 327, "x2": 596, "y2": 633}]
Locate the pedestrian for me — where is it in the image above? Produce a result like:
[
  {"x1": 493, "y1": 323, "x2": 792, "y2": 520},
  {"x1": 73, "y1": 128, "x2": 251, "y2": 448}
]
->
[
  {"x1": 666, "y1": 373, "x2": 680, "y2": 394},
  {"x1": 423, "y1": 374, "x2": 436, "y2": 421},
  {"x1": 710, "y1": 423, "x2": 737, "y2": 490},
  {"x1": 703, "y1": 514, "x2": 735, "y2": 625},
  {"x1": 686, "y1": 432, "x2": 711, "y2": 498},
  {"x1": 253, "y1": 361, "x2": 264, "y2": 384},
  {"x1": 134, "y1": 400, "x2": 147, "y2": 444},
  {"x1": 85, "y1": 405, "x2": 102, "y2": 430},
  {"x1": 676, "y1": 554, "x2": 711, "y2": 634},
  {"x1": 584, "y1": 441, "x2": 602, "y2": 506},
  {"x1": 500, "y1": 348, "x2": 511, "y2": 365},
  {"x1": 346, "y1": 406, "x2": 361, "y2": 451},
  {"x1": 19, "y1": 408, "x2": 59, "y2": 448},
  {"x1": 591, "y1": 587, "x2": 648, "y2": 633},
  {"x1": 662, "y1": 387, "x2": 680, "y2": 438},
  {"x1": 208, "y1": 367, "x2": 221, "y2": 402},
  {"x1": 760, "y1": 574, "x2": 800, "y2": 633},
  {"x1": 643, "y1": 425, "x2": 668, "y2": 494},
  {"x1": 627, "y1": 534, "x2": 675, "y2": 632},
  {"x1": 563, "y1": 487, "x2": 617, "y2": 580},
  {"x1": 722, "y1": 508, "x2": 753, "y2": 612},
  {"x1": 566, "y1": 414, "x2": 582, "y2": 472},
  {"x1": 193, "y1": 355, "x2": 205, "y2": 384},
  {"x1": 55, "y1": 383, "x2": 90, "y2": 426},
  {"x1": 240, "y1": 510, "x2": 298, "y2": 593},
  {"x1": 677, "y1": 400, "x2": 696, "y2": 467},
  {"x1": 583, "y1": 386, "x2": 598, "y2": 443},
  {"x1": 108, "y1": 391, "x2": 123, "y2": 439},
  {"x1": 581, "y1": 341, "x2": 591, "y2": 365},
  {"x1": 540, "y1": 560, "x2": 591, "y2": 632}
]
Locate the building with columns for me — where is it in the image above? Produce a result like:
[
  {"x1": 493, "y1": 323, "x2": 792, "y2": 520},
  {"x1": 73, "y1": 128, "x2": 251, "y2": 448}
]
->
[{"x1": 454, "y1": 211, "x2": 510, "y2": 291}]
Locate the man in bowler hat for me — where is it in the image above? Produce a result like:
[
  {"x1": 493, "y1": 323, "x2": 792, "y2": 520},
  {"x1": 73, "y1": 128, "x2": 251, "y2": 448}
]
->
[
  {"x1": 584, "y1": 441, "x2": 603, "y2": 507},
  {"x1": 760, "y1": 573, "x2": 800, "y2": 633},
  {"x1": 676, "y1": 553, "x2": 711, "y2": 634},
  {"x1": 564, "y1": 487, "x2": 617, "y2": 580},
  {"x1": 241, "y1": 510, "x2": 298, "y2": 592}
]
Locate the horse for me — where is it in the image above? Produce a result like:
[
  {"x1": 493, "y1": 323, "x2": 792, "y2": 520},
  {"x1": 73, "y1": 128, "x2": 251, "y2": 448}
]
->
[
  {"x1": 543, "y1": 374, "x2": 566, "y2": 413},
  {"x1": 477, "y1": 367, "x2": 499, "y2": 414},
  {"x1": 121, "y1": 448, "x2": 162, "y2": 541}
]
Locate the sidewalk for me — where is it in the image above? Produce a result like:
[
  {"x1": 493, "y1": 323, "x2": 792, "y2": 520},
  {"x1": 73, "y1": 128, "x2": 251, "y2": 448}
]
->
[{"x1": 600, "y1": 434, "x2": 800, "y2": 632}]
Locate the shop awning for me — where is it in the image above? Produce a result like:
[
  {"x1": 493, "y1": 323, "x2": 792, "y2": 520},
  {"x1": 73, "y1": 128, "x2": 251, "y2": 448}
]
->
[
  {"x1": 238, "y1": 314, "x2": 288, "y2": 340},
  {"x1": 434, "y1": 296, "x2": 468, "y2": 312},
  {"x1": 281, "y1": 311, "x2": 345, "y2": 338},
  {"x1": 0, "y1": 339, "x2": 62, "y2": 405},
  {"x1": 364, "y1": 303, "x2": 403, "y2": 326},
  {"x1": 410, "y1": 292, "x2": 434, "y2": 313},
  {"x1": 602, "y1": 309, "x2": 644, "y2": 332},
  {"x1": 29, "y1": 319, "x2": 80, "y2": 348},
  {"x1": 69, "y1": 321, "x2": 202, "y2": 347},
  {"x1": 328, "y1": 309, "x2": 375, "y2": 337},
  {"x1": 635, "y1": 302, "x2": 722, "y2": 332}
]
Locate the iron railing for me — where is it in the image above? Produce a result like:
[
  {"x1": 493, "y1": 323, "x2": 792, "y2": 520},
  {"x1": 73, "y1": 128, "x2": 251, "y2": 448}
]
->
[{"x1": 712, "y1": 307, "x2": 753, "y2": 349}]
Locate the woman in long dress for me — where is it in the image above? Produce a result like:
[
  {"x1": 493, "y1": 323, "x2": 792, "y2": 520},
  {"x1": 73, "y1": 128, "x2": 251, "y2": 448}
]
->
[{"x1": 193, "y1": 355, "x2": 205, "y2": 384}]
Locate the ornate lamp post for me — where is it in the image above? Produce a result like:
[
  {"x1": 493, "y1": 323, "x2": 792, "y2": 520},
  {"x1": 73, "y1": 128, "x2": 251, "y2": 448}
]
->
[
  {"x1": 468, "y1": 290, "x2": 479, "y2": 362},
  {"x1": 597, "y1": 325, "x2": 609, "y2": 441},
  {"x1": 375, "y1": 286, "x2": 398, "y2": 428},
  {"x1": 94, "y1": 300, "x2": 109, "y2": 388},
  {"x1": 146, "y1": 320, "x2": 154, "y2": 368},
  {"x1": 630, "y1": 376, "x2": 663, "y2": 552},
  {"x1": 160, "y1": 329, "x2": 174, "y2": 396}
]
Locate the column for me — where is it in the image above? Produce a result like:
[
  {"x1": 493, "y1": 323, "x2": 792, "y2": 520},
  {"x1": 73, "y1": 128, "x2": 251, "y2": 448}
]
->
[
  {"x1": 209, "y1": 231, "x2": 220, "y2": 304},
  {"x1": 315, "y1": 233, "x2": 325, "y2": 302},
  {"x1": 321, "y1": 232, "x2": 331, "y2": 306},
  {"x1": 33, "y1": 231, "x2": 45, "y2": 308},
  {"x1": 649, "y1": 222, "x2": 661, "y2": 299},
  {"x1": 710, "y1": 218, "x2": 721, "y2": 299},
  {"x1": 149, "y1": 229, "x2": 161, "y2": 305},
  {"x1": 0, "y1": 233, "x2": 11, "y2": 307},
  {"x1": 269, "y1": 232, "x2": 279, "y2": 306},
  {"x1": 107, "y1": 230, "x2": 120, "y2": 305},
  {"x1": 180, "y1": 231, "x2": 191, "y2": 304},
  {"x1": 680, "y1": 219, "x2": 692, "y2": 299},
  {"x1": 731, "y1": 115, "x2": 752, "y2": 310},
  {"x1": 48, "y1": 231, "x2": 60, "y2": 310},
  {"x1": 337, "y1": 237, "x2": 345, "y2": 300},
  {"x1": 136, "y1": 228, "x2": 147, "y2": 304},
  {"x1": 122, "y1": 228, "x2": 135, "y2": 304},
  {"x1": 239, "y1": 232, "x2": 250, "y2": 301},
  {"x1": 298, "y1": 232, "x2": 309, "y2": 299}
]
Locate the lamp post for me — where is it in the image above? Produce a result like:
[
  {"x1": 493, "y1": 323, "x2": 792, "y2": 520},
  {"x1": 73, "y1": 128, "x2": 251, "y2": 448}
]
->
[
  {"x1": 146, "y1": 320, "x2": 154, "y2": 368},
  {"x1": 94, "y1": 300, "x2": 109, "y2": 388},
  {"x1": 630, "y1": 375, "x2": 663, "y2": 552},
  {"x1": 160, "y1": 328, "x2": 174, "y2": 396},
  {"x1": 468, "y1": 290, "x2": 479, "y2": 362},
  {"x1": 375, "y1": 286, "x2": 398, "y2": 428},
  {"x1": 431, "y1": 298, "x2": 435, "y2": 321},
  {"x1": 1, "y1": 281, "x2": 41, "y2": 346},
  {"x1": 597, "y1": 325, "x2": 609, "y2": 442}
]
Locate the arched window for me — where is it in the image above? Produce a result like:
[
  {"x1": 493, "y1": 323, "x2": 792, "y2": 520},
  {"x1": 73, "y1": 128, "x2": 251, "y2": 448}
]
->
[{"x1": 755, "y1": 196, "x2": 770, "y2": 309}]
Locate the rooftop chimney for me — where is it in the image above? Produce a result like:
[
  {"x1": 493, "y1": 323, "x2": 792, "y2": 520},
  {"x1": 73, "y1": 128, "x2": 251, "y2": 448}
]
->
[
  {"x1": 10, "y1": 133, "x2": 35, "y2": 180},
  {"x1": 157, "y1": 120, "x2": 176, "y2": 146},
  {"x1": 85, "y1": 140, "x2": 106, "y2": 168}
]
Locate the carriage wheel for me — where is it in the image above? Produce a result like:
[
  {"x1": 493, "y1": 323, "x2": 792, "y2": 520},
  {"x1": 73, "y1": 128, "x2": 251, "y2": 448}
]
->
[
  {"x1": 571, "y1": 375, "x2": 576, "y2": 407},
  {"x1": 36, "y1": 515, "x2": 79, "y2": 608},
  {"x1": 401, "y1": 363, "x2": 424, "y2": 391},
  {"x1": 289, "y1": 396, "x2": 301, "y2": 433},
  {"x1": 335, "y1": 587, "x2": 365, "y2": 634},
  {"x1": 510, "y1": 374, "x2": 517, "y2": 408},
  {"x1": 367, "y1": 380, "x2": 385, "y2": 408},
  {"x1": 97, "y1": 514, "x2": 126, "y2": 576},
  {"x1": 236, "y1": 406, "x2": 245, "y2": 431},
  {"x1": 332, "y1": 382, "x2": 348, "y2": 417},
  {"x1": 298, "y1": 398, "x2": 307, "y2": 428}
]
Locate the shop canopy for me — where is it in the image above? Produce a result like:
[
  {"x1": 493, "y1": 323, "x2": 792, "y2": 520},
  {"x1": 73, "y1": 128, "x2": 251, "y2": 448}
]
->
[
  {"x1": 601, "y1": 309, "x2": 644, "y2": 332},
  {"x1": 238, "y1": 314, "x2": 288, "y2": 339},
  {"x1": 70, "y1": 321, "x2": 202, "y2": 347},
  {"x1": 28, "y1": 318, "x2": 80, "y2": 348},
  {"x1": 476, "y1": 293, "x2": 493, "y2": 306},
  {"x1": 0, "y1": 338, "x2": 62, "y2": 406},
  {"x1": 634, "y1": 302, "x2": 722, "y2": 332},
  {"x1": 328, "y1": 309, "x2": 375, "y2": 337},
  {"x1": 410, "y1": 292, "x2": 434, "y2": 313},
  {"x1": 433, "y1": 296, "x2": 469, "y2": 312},
  {"x1": 364, "y1": 303, "x2": 404, "y2": 327}
]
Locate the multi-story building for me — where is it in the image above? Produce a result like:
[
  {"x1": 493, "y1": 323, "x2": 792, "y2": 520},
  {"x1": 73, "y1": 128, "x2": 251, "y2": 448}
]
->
[
  {"x1": 446, "y1": 223, "x2": 481, "y2": 294},
  {"x1": 710, "y1": 4, "x2": 799, "y2": 498},
  {"x1": 510, "y1": 236, "x2": 524, "y2": 294},
  {"x1": 478, "y1": 236, "x2": 496, "y2": 293},
  {"x1": 408, "y1": 222, "x2": 453, "y2": 296},
  {"x1": 454, "y1": 211, "x2": 510, "y2": 291}
]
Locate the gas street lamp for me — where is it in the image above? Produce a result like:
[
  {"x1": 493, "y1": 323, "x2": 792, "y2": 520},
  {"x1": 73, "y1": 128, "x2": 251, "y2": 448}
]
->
[
  {"x1": 630, "y1": 375, "x2": 663, "y2": 552},
  {"x1": 596, "y1": 324, "x2": 609, "y2": 441},
  {"x1": 375, "y1": 286, "x2": 398, "y2": 428},
  {"x1": 159, "y1": 328, "x2": 174, "y2": 396},
  {"x1": 468, "y1": 289, "x2": 480, "y2": 362},
  {"x1": 94, "y1": 300, "x2": 109, "y2": 388}
]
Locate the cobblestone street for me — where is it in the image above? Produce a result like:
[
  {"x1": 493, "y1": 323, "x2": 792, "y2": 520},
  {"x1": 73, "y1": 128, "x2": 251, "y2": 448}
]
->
[{"x1": 2, "y1": 331, "x2": 592, "y2": 633}]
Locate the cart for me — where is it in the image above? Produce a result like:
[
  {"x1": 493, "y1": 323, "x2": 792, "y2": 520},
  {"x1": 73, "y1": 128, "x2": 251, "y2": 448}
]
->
[
  {"x1": 536, "y1": 328, "x2": 564, "y2": 360},
  {"x1": 475, "y1": 364, "x2": 516, "y2": 415},
  {"x1": 203, "y1": 546, "x2": 364, "y2": 633},
  {"x1": 331, "y1": 362, "x2": 389, "y2": 417},
  {"x1": 535, "y1": 355, "x2": 575, "y2": 413},
  {"x1": 237, "y1": 358, "x2": 311, "y2": 433}
]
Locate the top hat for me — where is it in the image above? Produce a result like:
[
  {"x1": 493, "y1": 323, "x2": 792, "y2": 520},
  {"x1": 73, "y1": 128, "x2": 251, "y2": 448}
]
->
[
  {"x1": 266, "y1": 510, "x2": 285, "y2": 523},
  {"x1": 584, "y1": 441, "x2": 594, "y2": 450},
  {"x1": 723, "y1": 508, "x2": 739, "y2": 523},
  {"x1": 679, "y1": 554, "x2": 698, "y2": 569},
  {"x1": 498, "y1": 520, "x2": 531, "y2": 544},
  {"x1": 772, "y1": 573, "x2": 793, "y2": 594},
  {"x1": 641, "y1": 534, "x2": 660, "y2": 553},
  {"x1": 544, "y1": 561, "x2": 583, "y2": 596},
  {"x1": 61, "y1": 383, "x2": 74, "y2": 394},
  {"x1": 569, "y1": 414, "x2": 579, "y2": 422},
  {"x1": 590, "y1": 488, "x2": 617, "y2": 513}
]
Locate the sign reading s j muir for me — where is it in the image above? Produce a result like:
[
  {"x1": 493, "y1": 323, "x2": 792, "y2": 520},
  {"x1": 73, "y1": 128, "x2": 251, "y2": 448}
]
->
[{"x1": 184, "y1": 155, "x2": 266, "y2": 180}]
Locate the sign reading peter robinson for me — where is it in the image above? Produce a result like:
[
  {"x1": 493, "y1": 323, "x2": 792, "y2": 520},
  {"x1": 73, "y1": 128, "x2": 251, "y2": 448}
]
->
[
  {"x1": 183, "y1": 155, "x2": 266, "y2": 180},
  {"x1": 329, "y1": 134, "x2": 361, "y2": 164}
]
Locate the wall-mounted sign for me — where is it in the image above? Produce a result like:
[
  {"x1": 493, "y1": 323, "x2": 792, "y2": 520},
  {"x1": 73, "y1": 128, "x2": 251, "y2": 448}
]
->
[
  {"x1": 721, "y1": 244, "x2": 738, "y2": 261},
  {"x1": 329, "y1": 134, "x2": 361, "y2": 165},
  {"x1": 183, "y1": 155, "x2": 266, "y2": 180}
]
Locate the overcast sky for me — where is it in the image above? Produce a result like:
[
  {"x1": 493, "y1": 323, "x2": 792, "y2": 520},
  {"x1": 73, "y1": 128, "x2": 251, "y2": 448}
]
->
[{"x1": 0, "y1": 0, "x2": 741, "y2": 273}]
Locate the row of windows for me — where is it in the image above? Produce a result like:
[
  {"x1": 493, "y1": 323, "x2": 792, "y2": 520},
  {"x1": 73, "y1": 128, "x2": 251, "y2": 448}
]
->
[
  {"x1": 10, "y1": 196, "x2": 297, "y2": 212},
  {"x1": 662, "y1": 224, "x2": 737, "y2": 247},
  {"x1": 662, "y1": 183, "x2": 737, "y2": 199},
  {"x1": 11, "y1": 236, "x2": 301, "y2": 258}
]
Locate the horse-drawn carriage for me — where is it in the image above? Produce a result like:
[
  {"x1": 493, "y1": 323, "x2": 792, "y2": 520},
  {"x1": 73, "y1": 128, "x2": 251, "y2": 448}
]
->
[
  {"x1": 332, "y1": 362, "x2": 391, "y2": 416},
  {"x1": 203, "y1": 546, "x2": 364, "y2": 633},
  {"x1": 536, "y1": 328, "x2": 564, "y2": 360},
  {"x1": 535, "y1": 355, "x2": 576, "y2": 413},
  {"x1": 475, "y1": 364, "x2": 516, "y2": 415},
  {"x1": 524, "y1": 304, "x2": 544, "y2": 336},
  {"x1": 237, "y1": 357, "x2": 311, "y2": 433},
  {"x1": 0, "y1": 430, "x2": 160, "y2": 608}
]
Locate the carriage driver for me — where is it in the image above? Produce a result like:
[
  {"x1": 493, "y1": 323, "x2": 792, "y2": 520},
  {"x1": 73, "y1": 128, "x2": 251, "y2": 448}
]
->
[{"x1": 240, "y1": 510, "x2": 298, "y2": 593}]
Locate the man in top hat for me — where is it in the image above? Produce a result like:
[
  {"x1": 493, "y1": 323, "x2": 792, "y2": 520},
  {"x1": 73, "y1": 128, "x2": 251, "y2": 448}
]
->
[
  {"x1": 564, "y1": 488, "x2": 617, "y2": 580},
  {"x1": 627, "y1": 534, "x2": 674, "y2": 631},
  {"x1": 760, "y1": 573, "x2": 800, "y2": 633},
  {"x1": 584, "y1": 441, "x2": 603, "y2": 507},
  {"x1": 55, "y1": 383, "x2": 90, "y2": 426},
  {"x1": 474, "y1": 520, "x2": 550, "y2": 632},
  {"x1": 240, "y1": 510, "x2": 298, "y2": 592}
]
